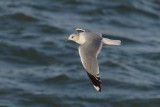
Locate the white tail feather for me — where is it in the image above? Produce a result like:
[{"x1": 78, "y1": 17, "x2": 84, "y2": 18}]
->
[{"x1": 102, "y1": 38, "x2": 121, "y2": 45}]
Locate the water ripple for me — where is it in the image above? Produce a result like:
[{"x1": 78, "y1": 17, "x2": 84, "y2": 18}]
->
[
  {"x1": 0, "y1": 12, "x2": 38, "y2": 22},
  {"x1": 0, "y1": 0, "x2": 160, "y2": 107}
]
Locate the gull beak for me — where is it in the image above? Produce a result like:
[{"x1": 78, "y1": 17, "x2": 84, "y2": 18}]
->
[{"x1": 65, "y1": 38, "x2": 69, "y2": 42}]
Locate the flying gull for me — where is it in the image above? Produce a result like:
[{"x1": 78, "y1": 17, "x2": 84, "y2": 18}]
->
[{"x1": 66, "y1": 28, "x2": 121, "y2": 92}]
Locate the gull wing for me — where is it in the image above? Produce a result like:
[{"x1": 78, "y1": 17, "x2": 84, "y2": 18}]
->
[
  {"x1": 76, "y1": 28, "x2": 102, "y2": 38},
  {"x1": 76, "y1": 28, "x2": 85, "y2": 33},
  {"x1": 78, "y1": 40, "x2": 102, "y2": 91}
]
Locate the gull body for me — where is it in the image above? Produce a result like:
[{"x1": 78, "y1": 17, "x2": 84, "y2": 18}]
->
[{"x1": 66, "y1": 28, "x2": 121, "y2": 92}]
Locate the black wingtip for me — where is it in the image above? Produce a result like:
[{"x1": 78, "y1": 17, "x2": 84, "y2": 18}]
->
[{"x1": 86, "y1": 72, "x2": 102, "y2": 92}]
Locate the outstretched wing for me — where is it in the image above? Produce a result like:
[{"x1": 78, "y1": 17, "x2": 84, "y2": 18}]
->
[
  {"x1": 76, "y1": 28, "x2": 102, "y2": 37},
  {"x1": 76, "y1": 28, "x2": 85, "y2": 33},
  {"x1": 78, "y1": 40, "x2": 102, "y2": 91}
]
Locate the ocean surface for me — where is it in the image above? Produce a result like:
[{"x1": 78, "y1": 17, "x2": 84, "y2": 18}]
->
[{"x1": 0, "y1": 0, "x2": 160, "y2": 107}]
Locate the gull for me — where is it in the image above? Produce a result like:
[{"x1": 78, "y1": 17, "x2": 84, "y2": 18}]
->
[{"x1": 66, "y1": 28, "x2": 121, "y2": 92}]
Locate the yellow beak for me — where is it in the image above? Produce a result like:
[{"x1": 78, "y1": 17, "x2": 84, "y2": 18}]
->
[{"x1": 65, "y1": 39, "x2": 69, "y2": 42}]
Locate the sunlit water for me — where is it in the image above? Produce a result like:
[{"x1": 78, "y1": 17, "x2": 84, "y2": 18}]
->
[{"x1": 0, "y1": 0, "x2": 160, "y2": 107}]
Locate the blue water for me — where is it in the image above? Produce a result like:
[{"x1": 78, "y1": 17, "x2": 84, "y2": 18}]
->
[{"x1": 0, "y1": 0, "x2": 160, "y2": 107}]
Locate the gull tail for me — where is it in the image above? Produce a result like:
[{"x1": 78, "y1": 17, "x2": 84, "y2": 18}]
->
[{"x1": 102, "y1": 38, "x2": 121, "y2": 45}]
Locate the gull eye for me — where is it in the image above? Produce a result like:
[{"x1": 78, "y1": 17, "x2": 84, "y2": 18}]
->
[{"x1": 72, "y1": 36, "x2": 74, "y2": 38}]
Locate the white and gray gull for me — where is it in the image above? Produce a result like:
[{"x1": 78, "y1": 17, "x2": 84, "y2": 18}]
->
[{"x1": 66, "y1": 28, "x2": 121, "y2": 92}]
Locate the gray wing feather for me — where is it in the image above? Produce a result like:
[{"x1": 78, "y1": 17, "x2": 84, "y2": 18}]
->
[
  {"x1": 78, "y1": 40, "x2": 102, "y2": 91},
  {"x1": 76, "y1": 28, "x2": 102, "y2": 38},
  {"x1": 76, "y1": 28, "x2": 85, "y2": 33}
]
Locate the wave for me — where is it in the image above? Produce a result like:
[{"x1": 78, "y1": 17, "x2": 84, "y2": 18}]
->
[
  {"x1": 44, "y1": 74, "x2": 70, "y2": 83},
  {"x1": 0, "y1": 13, "x2": 39, "y2": 22},
  {"x1": 0, "y1": 41, "x2": 55, "y2": 65},
  {"x1": 137, "y1": 52, "x2": 160, "y2": 60},
  {"x1": 110, "y1": 2, "x2": 159, "y2": 18},
  {"x1": 114, "y1": 98, "x2": 160, "y2": 106},
  {"x1": 39, "y1": 24, "x2": 65, "y2": 34},
  {"x1": 79, "y1": 1, "x2": 159, "y2": 21}
]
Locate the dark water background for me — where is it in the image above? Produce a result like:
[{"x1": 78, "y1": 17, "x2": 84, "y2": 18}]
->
[{"x1": 0, "y1": 0, "x2": 160, "y2": 107}]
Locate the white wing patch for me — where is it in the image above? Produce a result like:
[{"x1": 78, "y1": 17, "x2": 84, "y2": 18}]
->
[{"x1": 93, "y1": 85, "x2": 101, "y2": 91}]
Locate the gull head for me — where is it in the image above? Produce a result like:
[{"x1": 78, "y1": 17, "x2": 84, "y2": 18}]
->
[{"x1": 65, "y1": 33, "x2": 78, "y2": 42}]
